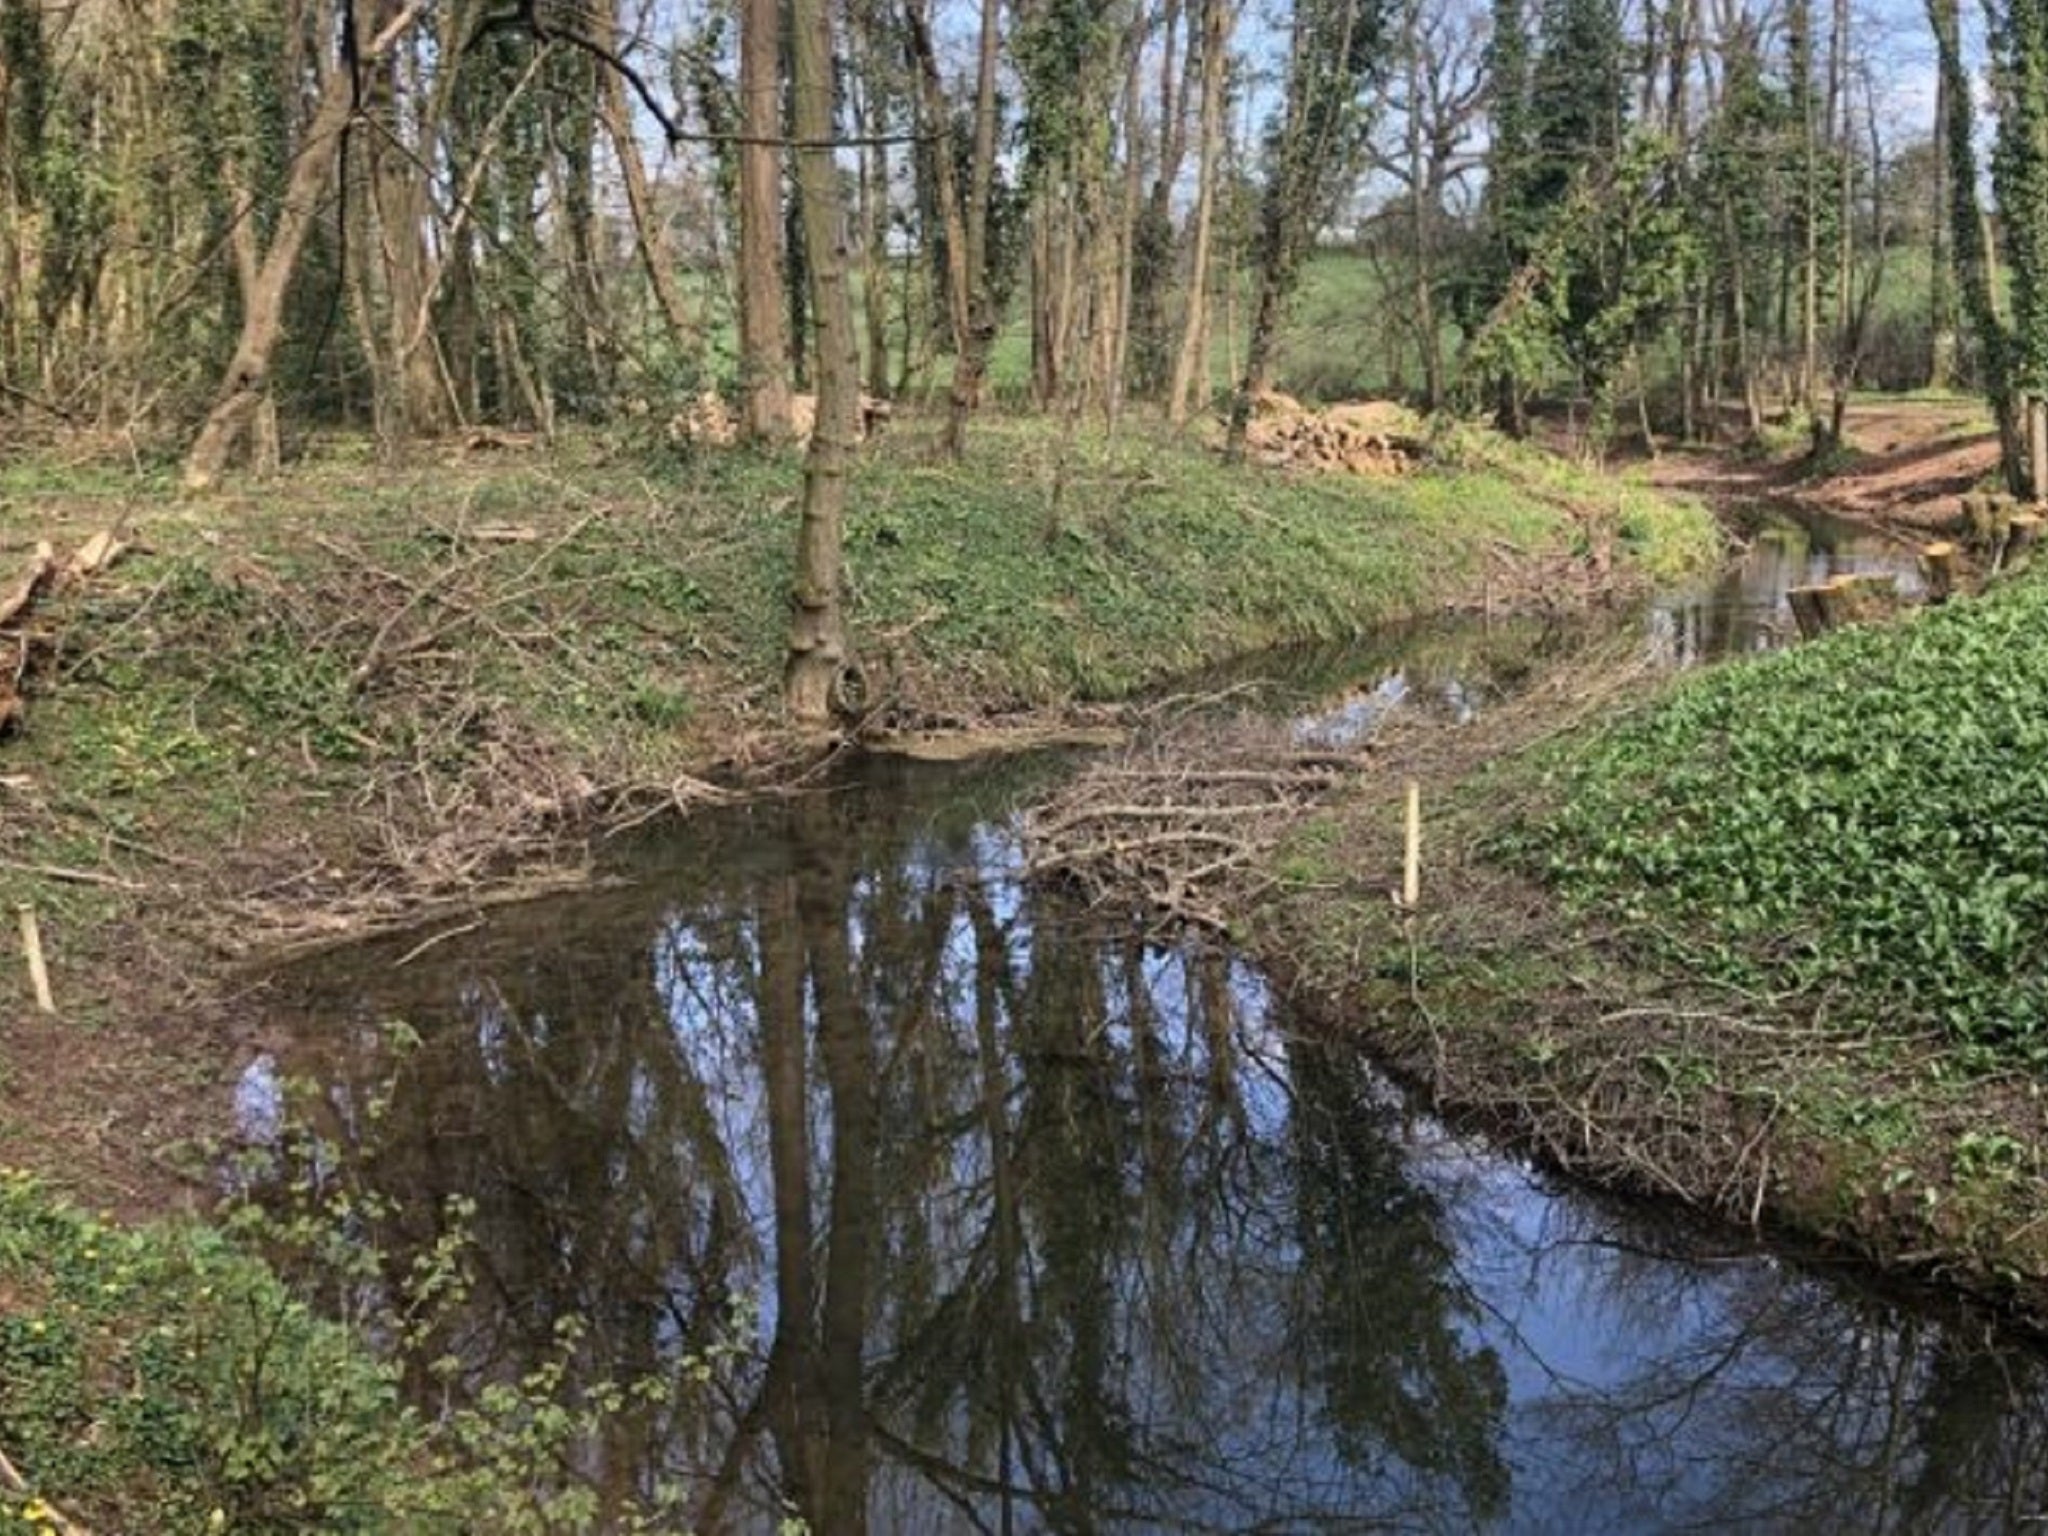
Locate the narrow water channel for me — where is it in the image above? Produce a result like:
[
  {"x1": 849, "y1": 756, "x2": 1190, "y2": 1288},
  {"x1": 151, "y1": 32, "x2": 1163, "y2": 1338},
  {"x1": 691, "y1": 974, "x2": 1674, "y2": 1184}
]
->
[{"x1": 245, "y1": 509, "x2": 2043, "y2": 1533}]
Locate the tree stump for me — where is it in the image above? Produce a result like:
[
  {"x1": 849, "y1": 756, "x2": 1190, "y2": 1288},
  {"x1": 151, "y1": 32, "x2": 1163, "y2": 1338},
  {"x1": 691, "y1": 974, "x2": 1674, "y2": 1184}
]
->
[
  {"x1": 1786, "y1": 584, "x2": 1831, "y2": 639},
  {"x1": 2002, "y1": 511, "x2": 2042, "y2": 574},
  {"x1": 1920, "y1": 541, "x2": 1959, "y2": 604}
]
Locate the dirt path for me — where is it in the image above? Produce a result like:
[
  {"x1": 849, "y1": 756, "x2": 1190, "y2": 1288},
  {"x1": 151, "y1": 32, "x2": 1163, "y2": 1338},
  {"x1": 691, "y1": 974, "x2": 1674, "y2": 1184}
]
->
[{"x1": 1648, "y1": 397, "x2": 2001, "y2": 533}]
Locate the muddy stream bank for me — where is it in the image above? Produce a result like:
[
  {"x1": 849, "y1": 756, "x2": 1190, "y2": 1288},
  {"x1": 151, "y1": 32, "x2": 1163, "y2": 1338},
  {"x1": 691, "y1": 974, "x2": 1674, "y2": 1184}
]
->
[{"x1": 241, "y1": 507, "x2": 2048, "y2": 1533}]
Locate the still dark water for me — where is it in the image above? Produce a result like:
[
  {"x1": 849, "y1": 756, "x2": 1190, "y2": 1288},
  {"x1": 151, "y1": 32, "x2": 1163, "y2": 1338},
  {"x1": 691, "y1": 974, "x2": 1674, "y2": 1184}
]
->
[{"x1": 244, "y1": 510, "x2": 2048, "y2": 1533}]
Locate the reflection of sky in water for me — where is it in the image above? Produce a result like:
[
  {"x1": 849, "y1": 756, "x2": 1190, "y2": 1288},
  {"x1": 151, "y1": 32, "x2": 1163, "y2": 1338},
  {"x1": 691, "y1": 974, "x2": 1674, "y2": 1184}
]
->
[
  {"x1": 1650, "y1": 513, "x2": 1927, "y2": 670},
  {"x1": 253, "y1": 662, "x2": 2048, "y2": 1533},
  {"x1": 1291, "y1": 508, "x2": 1929, "y2": 745}
]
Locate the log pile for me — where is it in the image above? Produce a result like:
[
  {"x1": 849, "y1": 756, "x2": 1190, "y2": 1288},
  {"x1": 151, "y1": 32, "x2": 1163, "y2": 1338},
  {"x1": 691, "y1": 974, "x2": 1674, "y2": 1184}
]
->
[
  {"x1": 1242, "y1": 391, "x2": 1425, "y2": 477},
  {"x1": 1, "y1": 531, "x2": 125, "y2": 737},
  {"x1": 668, "y1": 390, "x2": 893, "y2": 449}
]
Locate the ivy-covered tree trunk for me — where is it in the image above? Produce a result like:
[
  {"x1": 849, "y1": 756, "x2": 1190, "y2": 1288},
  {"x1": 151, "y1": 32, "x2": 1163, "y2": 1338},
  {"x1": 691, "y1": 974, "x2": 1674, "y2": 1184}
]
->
[
  {"x1": 1225, "y1": 0, "x2": 1382, "y2": 462},
  {"x1": 783, "y1": 0, "x2": 862, "y2": 723},
  {"x1": 1993, "y1": 0, "x2": 2048, "y2": 493},
  {"x1": 1932, "y1": 0, "x2": 2021, "y2": 488},
  {"x1": 184, "y1": 1, "x2": 427, "y2": 490}
]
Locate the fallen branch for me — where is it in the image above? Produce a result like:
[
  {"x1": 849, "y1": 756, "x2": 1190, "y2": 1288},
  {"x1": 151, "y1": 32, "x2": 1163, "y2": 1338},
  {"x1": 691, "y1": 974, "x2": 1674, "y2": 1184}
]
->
[
  {"x1": 0, "y1": 859, "x2": 148, "y2": 893},
  {"x1": 0, "y1": 544, "x2": 55, "y2": 628}
]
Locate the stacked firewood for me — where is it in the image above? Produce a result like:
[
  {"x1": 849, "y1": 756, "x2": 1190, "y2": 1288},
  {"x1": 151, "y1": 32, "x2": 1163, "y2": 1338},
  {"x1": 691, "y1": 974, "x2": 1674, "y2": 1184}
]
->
[{"x1": 1242, "y1": 392, "x2": 1424, "y2": 477}]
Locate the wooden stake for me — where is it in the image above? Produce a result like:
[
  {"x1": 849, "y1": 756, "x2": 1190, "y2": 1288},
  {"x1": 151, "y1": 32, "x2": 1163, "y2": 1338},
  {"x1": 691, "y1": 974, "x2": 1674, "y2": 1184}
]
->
[
  {"x1": 17, "y1": 903, "x2": 53, "y2": 1015},
  {"x1": 1402, "y1": 778, "x2": 1421, "y2": 912}
]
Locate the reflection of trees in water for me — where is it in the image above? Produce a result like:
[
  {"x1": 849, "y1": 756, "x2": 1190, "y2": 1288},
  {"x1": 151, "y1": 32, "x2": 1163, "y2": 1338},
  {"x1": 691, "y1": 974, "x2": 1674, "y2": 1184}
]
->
[
  {"x1": 1513, "y1": 1216, "x2": 2048, "y2": 1534},
  {"x1": 269, "y1": 762, "x2": 2048, "y2": 1533}
]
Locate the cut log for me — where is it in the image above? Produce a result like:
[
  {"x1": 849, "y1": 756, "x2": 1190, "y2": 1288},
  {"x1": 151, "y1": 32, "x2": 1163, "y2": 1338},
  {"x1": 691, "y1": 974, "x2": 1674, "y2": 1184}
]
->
[
  {"x1": 62, "y1": 531, "x2": 125, "y2": 582},
  {"x1": 1786, "y1": 584, "x2": 1831, "y2": 639},
  {"x1": 0, "y1": 543, "x2": 55, "y2": 628},
  {"x1": 2, "y1": 532, "x2": 126, "y2": 739},
  {"x1": 1920, "y1": 540, "x2": 1959, "y2": 603}
]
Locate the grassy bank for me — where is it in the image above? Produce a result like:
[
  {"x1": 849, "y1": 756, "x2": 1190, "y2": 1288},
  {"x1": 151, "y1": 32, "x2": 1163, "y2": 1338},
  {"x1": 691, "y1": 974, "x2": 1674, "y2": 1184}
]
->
[
  {"x1": 0, "y1": 411, "x2": 1716, "y2": 1204},
  {"x1": 0, "y1": 412, "x2": 1718, "y2": 1526},
  {"x1": 1256, "y1": 570, "x2": 2048, "y2": 1323}
]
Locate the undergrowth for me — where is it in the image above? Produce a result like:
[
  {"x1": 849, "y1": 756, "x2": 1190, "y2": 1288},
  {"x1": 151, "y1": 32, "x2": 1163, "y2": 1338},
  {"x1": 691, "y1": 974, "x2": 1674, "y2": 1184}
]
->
[
  {"x1": 0, "y1": 1066, "x2": 736, "y2": 1535},
  {"x1": 1498, "y1": 573, "x2": 2048, "y2": 1055}
]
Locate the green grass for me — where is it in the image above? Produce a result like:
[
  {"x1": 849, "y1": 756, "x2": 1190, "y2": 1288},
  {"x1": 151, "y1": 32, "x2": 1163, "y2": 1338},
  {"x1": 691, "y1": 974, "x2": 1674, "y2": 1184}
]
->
[
  {"x1": 0, "y1": 417, "x2": 1716, "y2": 899},
  {"x1": 1499, "y1": 573, "x2": 2048, "y2": 1055},
  {"x1": 981, "y1": 249, "x2": 1456, "y2": 410}
]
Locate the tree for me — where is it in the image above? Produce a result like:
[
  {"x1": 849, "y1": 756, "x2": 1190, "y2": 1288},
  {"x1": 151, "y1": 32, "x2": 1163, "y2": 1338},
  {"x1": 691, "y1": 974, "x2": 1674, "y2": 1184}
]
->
[
  {"x1": 183, "y1": 0, "x2": 428, "y2": 491},
  {"x1": 1167, "y1": 0, "x2": 1237, "y2": 424},
  {"x1": 1223, "y1": 0, "x2": 1387, "y2": 461},
  {"x1": 783, "y1": 0, "x2": 863, "y2": 721},
  {"x1": 1931, "y1": 0, "x2": 2022, "y2": 486},
  {"x1": 1992, "y1": 0, "x2": 2048, "y2": 491},
  {"x1": 739, "y1": 0, "x2": 794, "y2": 441}
]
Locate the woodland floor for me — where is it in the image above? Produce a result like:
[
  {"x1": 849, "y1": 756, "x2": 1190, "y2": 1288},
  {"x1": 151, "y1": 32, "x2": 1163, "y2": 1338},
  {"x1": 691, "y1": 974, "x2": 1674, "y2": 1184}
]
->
[{"x1": 0, "y1": 410, "x2": 1717, "y2": 1217}]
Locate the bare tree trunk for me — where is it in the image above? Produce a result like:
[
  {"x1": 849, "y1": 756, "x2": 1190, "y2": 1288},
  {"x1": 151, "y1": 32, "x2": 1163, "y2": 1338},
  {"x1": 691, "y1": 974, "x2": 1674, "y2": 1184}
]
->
[
  {"x1": 1169, "y1": 0, "x2": 1231, "y2": 426},
  {"x1": 1821, "y1": 0, "x2": 1853, "y2": 449},
  {"x1": 1030, "y1": 193, "x2": 1060, "y2": 406},
  {"x1": 1403, "y1": 0, "x2": 1442, "y2": 410},
  {"x1": 784, "y1": 0, "x2": 861, "y2": 722},
  {"x1": 183, "y1": 0, "x2": 425, "y2": 490},
  {"x1": 1928, "y1": 63, "x2": 1957, "y2": 391},
  {"x1": 1106, "y1": 39, "x2": 1146, "y2": 428},
  {"x1": 928, "y1": 0, "x2": 1002, "y2": 431},
  {"x1": 740, "y1": 0, "x2": 794, "y2": 440},
  {"x1": 364, "y1": 2, "x2": 445, "y2": 437},
  {"x1": 855, "y1": 51, "x2": 893, "y2": 398},
  {"x1": 223, "y1": 162, "x2": 281, "y2": 473},
  {"x1": 904, "y1": 0, "x2": 975, "y2": 457},
  {"x1": 601, "y1": 58, "x2": 697, "y2": 361}
]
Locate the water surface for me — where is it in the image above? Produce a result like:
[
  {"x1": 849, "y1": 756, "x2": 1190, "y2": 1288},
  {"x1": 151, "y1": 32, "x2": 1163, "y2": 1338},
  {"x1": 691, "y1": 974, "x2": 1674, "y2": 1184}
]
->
[
  {"x1": 242, "y1": 509, "x2": 2045, "y2": 1532},
  {"x1": 252, "y1": 751, "x2": 2048, "y2": 1533}
]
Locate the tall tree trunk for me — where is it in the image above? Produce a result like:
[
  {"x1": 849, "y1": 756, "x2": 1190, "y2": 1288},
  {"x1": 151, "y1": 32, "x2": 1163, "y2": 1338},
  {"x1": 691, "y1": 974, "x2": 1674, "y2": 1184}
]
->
[
  {"x1": 1928, "y1": 63, "x2": 1957, "y2": 390},
  {"x1": 1106, "y1": 40, "x2": 1145, "y2": 426},
  {"x1": 1168, "y1": 0, "x2": 1231, "y2": 426},
  {"x1": 904, "y1": 0, "x2": 975, "y2": 457},
  {"x1": 855, "y1": 51, "x2": 892, "y2": 399},
  {"x1": 183, "y1": 0, "x2": 425, "y2": 490},
  {"x1": 1821, "y1": 0, "x2": 1853, "y2": 447},
  {"x1": 947, "y1": 0, "x2": 1003, "y2": 424},
  {"x1": 1928, "y1": 0, "x2": 2019, "y2": 481},
  {"x1": 1404, "y1": 0, "x2": 1442, "y2": 410},
  {"x1": 364, "y1": 1, "x2": 445, "y2": 438},
  {"x1": 601, "y1": 57, "x2": 697, "y2": 363},
  {"x1": 1792, "y1": 0, "x2": 1820, "y2": 413},
  {"x1": 784, "y1": 0, "x2": 861, "y2": 722},
  {"x1": 740, "y1": 0, "x2": 794, "y2": 440}
]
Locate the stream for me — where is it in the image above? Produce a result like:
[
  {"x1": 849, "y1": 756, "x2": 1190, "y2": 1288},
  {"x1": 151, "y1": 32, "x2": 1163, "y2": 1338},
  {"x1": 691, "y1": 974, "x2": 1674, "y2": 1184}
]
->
[{"x1": 243, "y1": 509, "x2": 2048, "y2": 1533}]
